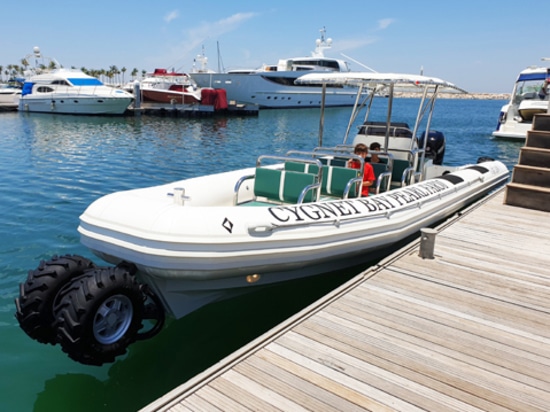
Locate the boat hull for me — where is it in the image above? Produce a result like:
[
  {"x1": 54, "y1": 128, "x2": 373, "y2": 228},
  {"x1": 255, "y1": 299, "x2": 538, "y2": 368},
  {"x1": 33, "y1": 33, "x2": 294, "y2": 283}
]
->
[
  {"x1": 18, "y1": 95, "x2": 133, "y2": 115},
  {"x1": 79, "y1": 161, "x2": 509, "y2": 318},
  {"x1": 141, "y1": 88, "x2": 200, "y2": 104},
  {"x1": 0, "y1": 90, "x2": 21, "y2": 111},
  {"x1": 190, "y1": 72, "x2": 363, "y2": 108}
]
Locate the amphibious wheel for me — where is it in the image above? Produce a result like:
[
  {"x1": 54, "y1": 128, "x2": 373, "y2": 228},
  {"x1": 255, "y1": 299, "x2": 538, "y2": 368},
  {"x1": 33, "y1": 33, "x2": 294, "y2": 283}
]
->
[
  {"x1": 15, "y1": 254, "x2": 96, "y2": 344},
  {"x1": 53, "y1": 264, "x2": 144, "y2": 366}
]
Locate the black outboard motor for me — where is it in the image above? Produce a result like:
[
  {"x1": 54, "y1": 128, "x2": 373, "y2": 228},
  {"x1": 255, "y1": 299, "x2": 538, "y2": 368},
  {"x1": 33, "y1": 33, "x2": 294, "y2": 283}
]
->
[{"x1": 419, "y1": 130, "x2": 446, "y2": 165}]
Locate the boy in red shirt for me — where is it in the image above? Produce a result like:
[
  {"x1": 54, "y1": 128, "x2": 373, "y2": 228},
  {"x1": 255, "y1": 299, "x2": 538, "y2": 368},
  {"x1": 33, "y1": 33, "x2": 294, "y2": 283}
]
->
[{"x1": 347, "y1": 143, "x2": 375, "y2": 196}]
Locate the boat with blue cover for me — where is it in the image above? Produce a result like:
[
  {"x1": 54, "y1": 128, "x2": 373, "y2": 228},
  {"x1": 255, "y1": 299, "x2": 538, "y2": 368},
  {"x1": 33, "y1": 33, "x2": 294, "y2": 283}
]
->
[
  {"x1": 18, "y1": 47, "x2": 133, "y2": 115},
  {"x1": 15, "y1": 71, "x2": 509, "y2": 365},
  {"x1": 493, "y1": 63, "x2": 550, "y2": 139}
]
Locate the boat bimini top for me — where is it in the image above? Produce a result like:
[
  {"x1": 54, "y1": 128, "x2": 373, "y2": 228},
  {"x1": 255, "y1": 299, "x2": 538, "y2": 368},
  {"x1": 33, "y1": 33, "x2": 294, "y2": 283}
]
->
[{"x1": 295, "y1": 72, "x2": 467, "y2": 179}]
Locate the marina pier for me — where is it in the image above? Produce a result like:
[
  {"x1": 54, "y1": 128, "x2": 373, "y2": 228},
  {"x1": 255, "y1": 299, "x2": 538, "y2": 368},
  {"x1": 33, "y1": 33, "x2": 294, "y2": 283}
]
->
[{"x1": 141, "y1": 187, "x2": 550, "y2": 411}]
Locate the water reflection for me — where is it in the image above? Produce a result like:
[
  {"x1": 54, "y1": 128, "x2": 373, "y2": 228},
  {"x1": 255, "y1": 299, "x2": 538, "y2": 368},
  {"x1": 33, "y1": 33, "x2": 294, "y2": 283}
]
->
[{"x1": 32, "y1": 267, "x2": 359, "y2": 411}]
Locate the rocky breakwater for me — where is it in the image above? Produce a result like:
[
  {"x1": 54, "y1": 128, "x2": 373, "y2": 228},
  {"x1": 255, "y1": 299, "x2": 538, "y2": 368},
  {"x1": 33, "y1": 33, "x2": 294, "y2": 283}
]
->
[{"x1": 396, "y1": 91, "x2": 510, "y2": 100}]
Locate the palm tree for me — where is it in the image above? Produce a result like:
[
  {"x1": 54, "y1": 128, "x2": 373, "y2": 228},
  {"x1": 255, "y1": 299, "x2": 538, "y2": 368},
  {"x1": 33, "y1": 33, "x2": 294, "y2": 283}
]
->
[
  {"x1": 131, "y1": 68, "x2": 138, "y2": 80},
  {"x1": 121, "y1": 66, "x2": 126, "y2": 84},
  {"x1": 0, "y1": 65, "x2": 3, "y2": 82}
]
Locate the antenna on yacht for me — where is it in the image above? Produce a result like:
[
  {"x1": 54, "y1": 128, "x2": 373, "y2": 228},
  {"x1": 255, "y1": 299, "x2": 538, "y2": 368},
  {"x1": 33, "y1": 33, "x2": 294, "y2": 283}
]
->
[
  {"x1": 313, "y1": 27, "x2": 332, "y2": 58},
  {"x1": 26, "y1": 46, "x2": 61, "y2": 72},
  {"x1": 340, "y1": 53, "x2": 377, "y2": 73}
]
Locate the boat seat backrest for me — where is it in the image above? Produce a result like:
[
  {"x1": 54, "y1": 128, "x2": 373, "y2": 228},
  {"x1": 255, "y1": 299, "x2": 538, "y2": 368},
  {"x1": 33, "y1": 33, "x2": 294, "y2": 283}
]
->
[
  {"x1": 321, "y1": 165, "x2": 360, "y2": 198},
  {"x1": 284, "y1": 161, "x2": 320, "y2": 175},
  {"x1": 391, "y1": 159, "x2": 414, "y2": 187},
  {"x1": 372, "y1": 162, "x2": 392, "y2": 193},
  {"x1": 319, "y1": 157, "x2": 348, "y2": 167},
  {"x1": 254, "y1": 167, "x2": 318, "y2": 204},
  {"x1": 284, "y1": 161, "x2": 360, "y2": 198}
]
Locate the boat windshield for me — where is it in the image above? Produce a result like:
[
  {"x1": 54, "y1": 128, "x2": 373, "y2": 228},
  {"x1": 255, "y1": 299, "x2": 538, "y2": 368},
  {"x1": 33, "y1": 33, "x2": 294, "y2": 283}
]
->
[
  {"x1": 68, "y1": 78, "x2": 104, "y2": 86},
  {"x1": 513, "y1": 72, "x2": 550, "y2": 102}
]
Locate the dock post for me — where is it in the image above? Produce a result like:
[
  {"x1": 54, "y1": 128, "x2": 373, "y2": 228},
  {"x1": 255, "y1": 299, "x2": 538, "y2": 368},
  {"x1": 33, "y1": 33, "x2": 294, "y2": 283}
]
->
[
  {"x1": 419, "y1": 228, "x2": 437, "y2": 259},
  {"x1": 133, "y1": 80, "x2": 141, "y2": 114}
]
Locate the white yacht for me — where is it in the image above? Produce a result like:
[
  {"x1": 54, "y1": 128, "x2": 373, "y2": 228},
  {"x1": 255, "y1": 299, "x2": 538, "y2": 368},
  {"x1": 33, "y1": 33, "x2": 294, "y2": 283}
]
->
[
  {"x1": 0, "y1": 80, "x2": 22, "y2": 111},
  {"x1": 190, "y1": 28, "x2": 368, "y2": 109},
  {"x1": 19, "y1": 47, "x2": 133, "y2": 115},
  {"x1": 493, "y1": 64, "x2": 550, "y2": 139}
]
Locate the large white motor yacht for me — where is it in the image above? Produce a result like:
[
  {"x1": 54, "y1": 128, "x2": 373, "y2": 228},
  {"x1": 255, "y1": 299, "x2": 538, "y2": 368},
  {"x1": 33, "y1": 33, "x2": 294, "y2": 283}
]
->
[
  {"x1": 190, "y1": 28, "x2": 368, "y2": 109},
  {"x1": 18, "y1": 47, "x2": 133, "y2": 115}
]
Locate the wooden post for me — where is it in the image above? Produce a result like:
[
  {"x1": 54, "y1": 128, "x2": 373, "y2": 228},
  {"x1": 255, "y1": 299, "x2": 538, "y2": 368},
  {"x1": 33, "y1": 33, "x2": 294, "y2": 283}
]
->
[{"x1": 419, "y1": 228, "x2": 437, "y2": 259}]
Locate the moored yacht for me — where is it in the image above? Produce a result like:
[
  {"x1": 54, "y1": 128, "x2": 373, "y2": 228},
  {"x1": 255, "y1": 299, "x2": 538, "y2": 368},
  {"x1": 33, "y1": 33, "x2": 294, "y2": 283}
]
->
[
  {"x1": 18, "y1": 47, "x2": 133, "y2": 115},
  {"x1": 0, "y1": 79, "x2": 22, "y2": 111},
  {"x1": 493, "y1": 63, "x2": 550, "y2": 139},
  {"x1": 190, "y1": 28, "x2": 368, "y2": 108},
  {"x1": 133, "y1": 68, "x2": 202, "y2": 104}
]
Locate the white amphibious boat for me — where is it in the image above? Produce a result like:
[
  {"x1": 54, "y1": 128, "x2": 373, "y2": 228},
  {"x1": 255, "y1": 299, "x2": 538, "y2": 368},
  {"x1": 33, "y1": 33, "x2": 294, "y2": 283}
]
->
[{"x1": 16, "y1": 71, "x2": 509, "y2": 366}]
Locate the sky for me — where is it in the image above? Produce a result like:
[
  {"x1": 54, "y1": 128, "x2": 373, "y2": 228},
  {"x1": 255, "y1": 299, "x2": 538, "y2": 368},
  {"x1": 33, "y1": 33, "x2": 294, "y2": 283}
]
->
[{"x1": 0, "y1": 0, "x2": 547, "y2": 93}]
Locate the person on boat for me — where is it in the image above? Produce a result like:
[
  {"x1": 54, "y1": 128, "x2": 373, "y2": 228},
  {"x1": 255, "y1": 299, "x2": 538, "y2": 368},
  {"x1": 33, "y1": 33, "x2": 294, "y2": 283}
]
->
[
  {"x1": 538, "y1": 78, "x2": 550, "y2": 99},
  {"x1": 369, "y1": 142, "x2": 382, "y2": 163},
  {"x1": 348, "y1": 143, "x2": 375, "y2": 196}
]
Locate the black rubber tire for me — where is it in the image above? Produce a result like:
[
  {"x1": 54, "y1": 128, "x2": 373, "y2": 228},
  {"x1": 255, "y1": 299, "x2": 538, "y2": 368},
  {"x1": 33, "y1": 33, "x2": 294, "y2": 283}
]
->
[
  {"x1": 15, "y1": 254, "x2": 96, "y2": 344},
  {"x1": 53, "y1": 265, "x2": 144, "y2": 366}
]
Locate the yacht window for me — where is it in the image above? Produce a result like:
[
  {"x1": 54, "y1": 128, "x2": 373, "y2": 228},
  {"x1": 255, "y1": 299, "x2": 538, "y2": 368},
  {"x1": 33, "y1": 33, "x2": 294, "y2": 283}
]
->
[
  {"x1": 37, "y1": 86, "x2": 54, "y2": 93},
  {"x1": 69, "y1": 78, "x2": 103, "y2": 86},
  {"x1": 51, "y1": 80, "x2": 71, "y2": 86},
  {"x1": 514, "y1": 72, "x2": 550, "y2": 102},
  {"x1": 292, "y1": 59, "x2": 340, "y2": 70}
]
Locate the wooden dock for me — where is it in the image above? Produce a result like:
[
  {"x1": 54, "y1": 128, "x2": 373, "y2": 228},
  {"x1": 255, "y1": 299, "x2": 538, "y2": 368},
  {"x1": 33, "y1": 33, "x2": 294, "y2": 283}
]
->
[
  {"x1": 127, "y1": 102, "x2": 259, "y2": 118},
  {"x1": 141, "y1": 188, "x2": 550, "y2": 412}
]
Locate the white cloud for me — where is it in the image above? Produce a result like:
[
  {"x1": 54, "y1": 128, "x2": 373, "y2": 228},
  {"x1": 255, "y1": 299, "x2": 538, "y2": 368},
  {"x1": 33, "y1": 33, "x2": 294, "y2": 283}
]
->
[
  {"x1": 377, "y1": 18, "x2": 395, "y2": 30},
  {"x1": 180, "y1": 13, "x2": 259, "y2": 56},
  {"x1": 164, "y1": 10, "x2": 179, "y2": 23},
  {"x1": 332, "y1": 37, "x2": 377, "y2": 53}
]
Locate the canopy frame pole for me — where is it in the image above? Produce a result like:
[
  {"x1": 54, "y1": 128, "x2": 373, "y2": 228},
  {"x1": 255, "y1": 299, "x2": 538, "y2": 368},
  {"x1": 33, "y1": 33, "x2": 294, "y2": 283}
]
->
[
  {"x1": 383, "y1": 83, "x2": 394, "y2": 152},
  {"x1": 318, "y1": 83, "x2": 327, "y2": 146},
  {"x1": 342, "y1": 83, "x2": 365, "y2": 145}
]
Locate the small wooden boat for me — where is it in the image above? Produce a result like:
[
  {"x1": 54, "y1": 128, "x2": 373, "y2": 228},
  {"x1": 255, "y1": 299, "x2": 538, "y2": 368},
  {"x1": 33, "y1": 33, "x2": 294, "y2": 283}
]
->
[{"x1": 15, "y1": 71, "x2": 509, "y2": 365}]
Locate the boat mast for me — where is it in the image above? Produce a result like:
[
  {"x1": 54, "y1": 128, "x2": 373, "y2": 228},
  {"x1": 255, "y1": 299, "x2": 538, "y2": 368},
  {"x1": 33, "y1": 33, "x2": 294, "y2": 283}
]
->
[{"x1": 216, "y1": 41, "x2": 225, "y2": 73}]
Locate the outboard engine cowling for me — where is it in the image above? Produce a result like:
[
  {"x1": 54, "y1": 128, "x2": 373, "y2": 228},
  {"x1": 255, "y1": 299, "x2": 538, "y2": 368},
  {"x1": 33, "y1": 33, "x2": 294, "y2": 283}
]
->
[{"x1": 419, "y1": 130, "x2": 445, "y2": 165}]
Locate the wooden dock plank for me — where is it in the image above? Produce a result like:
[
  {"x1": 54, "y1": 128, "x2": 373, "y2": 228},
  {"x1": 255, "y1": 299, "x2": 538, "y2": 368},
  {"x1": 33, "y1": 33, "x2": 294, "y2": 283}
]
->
[{"x1": 142, "y1": 189, "x2": 550, "y2": 412}]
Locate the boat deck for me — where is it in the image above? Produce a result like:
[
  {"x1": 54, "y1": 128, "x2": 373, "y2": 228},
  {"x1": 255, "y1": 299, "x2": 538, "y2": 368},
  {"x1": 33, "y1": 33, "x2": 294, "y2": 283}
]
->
[{"x1": 141, "y1": 188, "x2": 550, "y2": 411}]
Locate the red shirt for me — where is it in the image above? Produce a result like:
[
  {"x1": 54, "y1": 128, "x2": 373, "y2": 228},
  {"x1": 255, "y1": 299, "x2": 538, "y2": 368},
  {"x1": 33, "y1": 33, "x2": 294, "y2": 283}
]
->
[{"x1": 349, "y1": 160, "x2": 375, "y2": 196}]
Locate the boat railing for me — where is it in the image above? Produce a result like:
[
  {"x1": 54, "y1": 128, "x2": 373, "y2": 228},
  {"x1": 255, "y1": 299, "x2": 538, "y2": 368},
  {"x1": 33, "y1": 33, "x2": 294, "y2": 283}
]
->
[{"x1": 357, "y1": 121, "x2": 413, "y2": 138}]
